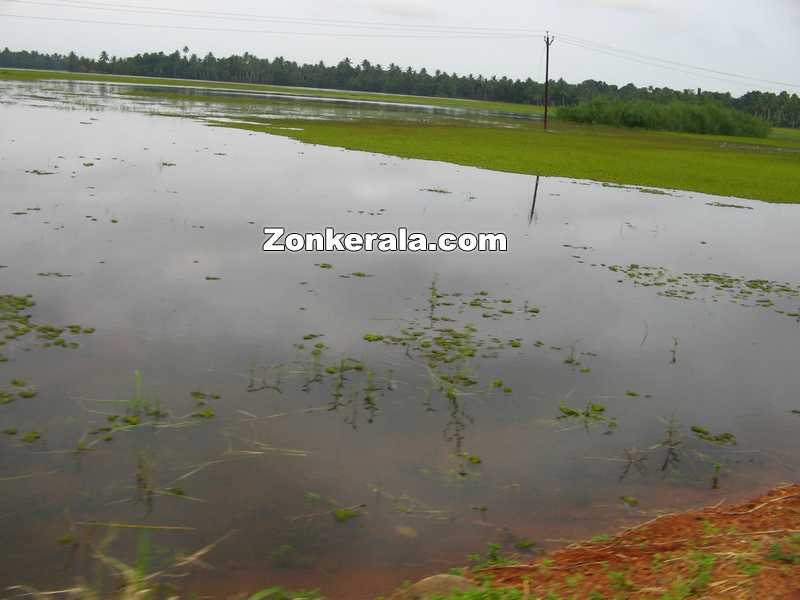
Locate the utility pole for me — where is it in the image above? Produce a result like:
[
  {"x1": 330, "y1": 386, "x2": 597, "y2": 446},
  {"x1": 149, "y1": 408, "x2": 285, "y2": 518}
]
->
[{"x1": 543, "y1": 31, "x2": 555, "y2": 130}]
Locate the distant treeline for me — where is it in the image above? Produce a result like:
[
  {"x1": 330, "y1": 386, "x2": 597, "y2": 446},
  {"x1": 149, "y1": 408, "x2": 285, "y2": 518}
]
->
[
  {"x1": 2, "y1": 47, "x2": 799, "y2": 129},
  {"x1": 558, "y1": 98, "x2": 770, "y2": 137}
]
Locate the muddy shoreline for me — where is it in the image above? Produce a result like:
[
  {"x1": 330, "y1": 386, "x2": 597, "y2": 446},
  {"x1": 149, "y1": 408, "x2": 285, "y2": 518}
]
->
[{"x1": 388, "y1": 484, "x2": 800, "y2": 599}]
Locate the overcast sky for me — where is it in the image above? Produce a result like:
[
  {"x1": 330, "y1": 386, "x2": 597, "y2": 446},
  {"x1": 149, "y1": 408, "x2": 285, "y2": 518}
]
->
[{"x1": 1, "y1": 0, "x2": 799, "y2": 96}]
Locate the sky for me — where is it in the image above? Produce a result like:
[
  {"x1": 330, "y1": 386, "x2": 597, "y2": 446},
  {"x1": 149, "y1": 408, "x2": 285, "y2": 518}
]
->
[{"x1": 1, "y1": 0, "x2": 799, "y2": 96}]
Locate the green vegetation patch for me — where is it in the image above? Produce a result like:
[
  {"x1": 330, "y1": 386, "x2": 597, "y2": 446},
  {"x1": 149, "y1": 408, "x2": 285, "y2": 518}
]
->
[
  {"x1": 5, "y1": 69, "x2": 797, "y2": 202},
  {"x1": 557, "y1": 399, "x2": 618, "y2": 434},
  {"x1": 558, "y1": 97, "x2": 770, "y2": 137},
  {"x1": 332, "y1": 507, "x2": 361, "y2": 522},
  {"x1": 603, "y1": 263, "x2": 800, "y2": 320},
  {"x1": 1, "y1": 293, "x2": 95, "y2": 352},
  {"x1": 210, "y1": 117, "x2": 800, "y2": 204}
]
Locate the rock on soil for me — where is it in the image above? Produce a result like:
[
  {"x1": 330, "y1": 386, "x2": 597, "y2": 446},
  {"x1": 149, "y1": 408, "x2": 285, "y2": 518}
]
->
[{"x1": 389, "y1": 574, "x2": 477, "y2": 600}]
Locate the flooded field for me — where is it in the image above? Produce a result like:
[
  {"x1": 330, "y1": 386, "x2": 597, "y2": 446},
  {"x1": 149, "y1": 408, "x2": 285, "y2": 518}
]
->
[{"x1": 1, "y1": 79, "x2": 799, "y2": 599}]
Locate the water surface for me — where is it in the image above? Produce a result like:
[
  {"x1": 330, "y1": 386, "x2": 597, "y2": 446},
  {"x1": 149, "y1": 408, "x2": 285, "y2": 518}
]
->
[{"x1": 1, "y1": 80, "x2": 799, "y2": 599}]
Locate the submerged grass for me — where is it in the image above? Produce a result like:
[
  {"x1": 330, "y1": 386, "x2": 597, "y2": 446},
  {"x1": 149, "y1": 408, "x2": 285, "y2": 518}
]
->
[
  {"x1": 209, "y1": 117, "x2": 800, "y2": 204},
  {"x1": 4, "y1": 69, "x2": 798, "y2": 202},
  {"x1": 0, "y1": 68, "x2": 544, "y2": 116},
  {"x1": 602, "y1": 263, "x2": 800, "y2": 320}
]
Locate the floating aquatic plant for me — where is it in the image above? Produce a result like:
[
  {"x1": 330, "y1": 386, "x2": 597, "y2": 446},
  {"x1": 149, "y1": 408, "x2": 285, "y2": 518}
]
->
[
  {"x1": 21, "y1": 431, "x2": 40, "y2": 443},
  {"x1": 691, "y1": 425, "x2": 737, "y2": 446},
  {"x1": 557, "y1": 398, "x2": 618, "y2": 434},
  {"x1": 332, "y1": 506, "x2": 362, "y2": 522},
  {"x1": 597, "y1": 263, "x2": 800, "y2": 322}
]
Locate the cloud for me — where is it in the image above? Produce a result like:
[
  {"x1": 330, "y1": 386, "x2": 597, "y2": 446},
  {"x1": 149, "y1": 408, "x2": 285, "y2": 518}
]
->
[
  {"x1": 367, "y1": 0, "x2": 438, "y2": 17},
  {"x1": 567, "y1": 0, "x2": 665, "y2": 15}
]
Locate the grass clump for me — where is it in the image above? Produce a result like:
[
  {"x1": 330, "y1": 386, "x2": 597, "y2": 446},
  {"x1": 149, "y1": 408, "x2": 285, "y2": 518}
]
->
[
  {"x1": 557, "y1": 399, "x2": 617, "y2": 434},
  {"x1": 332, "y1": 507, "x2": 361, "y2": 522},
  {"x1": 691, "y1": 426, "x2": 737, "y2": 446},
  {"x1": 766, "y1": 543, "x2": 800, "y2": 564},
  {"x1": 558, "y1": 97, "x2": 770, "y2": 137},
  {"x1": 468, "y1": 543, "x2": 516, "y2": 569},
  {"x1": 21, "y1": 431, "x2": 41, "y2": 443},
  {"x1": 513, "y1": 538, "x2": 536, "y2": 551},
  {"x1": 193, "y1": 408, "x2": 215, "y2": 419}
]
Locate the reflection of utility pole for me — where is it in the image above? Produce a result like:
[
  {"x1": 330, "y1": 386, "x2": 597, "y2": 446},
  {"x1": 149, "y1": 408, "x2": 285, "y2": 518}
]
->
[
  {"x1": 528, "y1": 175, "x2": 540, "y2": 225},
  {"x1": 543, "y1": 31, "x2": 555, "y2": 130}
]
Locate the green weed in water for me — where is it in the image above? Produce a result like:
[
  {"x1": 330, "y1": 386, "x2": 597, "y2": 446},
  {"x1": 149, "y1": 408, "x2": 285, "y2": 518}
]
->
[
  {"x1": 21, "y1": 431, "x2": 40, "y2": 443},
  {"x1": 557, "y1": 399, "x2": 618, "y2": 434},
  {"x1": 332, "y1": 506, "x2": 362, "y2": 522},
  {"x1": 691, "y1": 426, "x2": 737, "y2": 446}
]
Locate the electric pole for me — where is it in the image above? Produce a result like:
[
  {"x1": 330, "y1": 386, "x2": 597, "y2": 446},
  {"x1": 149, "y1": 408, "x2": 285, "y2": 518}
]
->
[{"x1": 543, "y1": 31, "x2": 555, "y2": 130}]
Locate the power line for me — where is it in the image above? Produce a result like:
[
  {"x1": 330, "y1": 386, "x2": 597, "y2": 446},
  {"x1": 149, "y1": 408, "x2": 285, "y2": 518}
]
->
[
  {"x1": 1, "y1": 2, "x2": 796, "y2": 91},
  {"x1": 0, "y1": 13, "x2": 541, "y2": 39},
  {"x1": 3, "y1": 0, "x2": 542, "y2": 35},
  {"x1": 559, "y1": 39, "x2": 764, "y2": 90},
  {"x1": 555, "y1": 32, "x2": 800, "y2": 90}
]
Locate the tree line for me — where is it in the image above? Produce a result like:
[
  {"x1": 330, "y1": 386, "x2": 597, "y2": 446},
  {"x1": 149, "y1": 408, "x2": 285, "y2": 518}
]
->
[{"x1": 2, "y1": 47, "x2": 798, "y2": 128}]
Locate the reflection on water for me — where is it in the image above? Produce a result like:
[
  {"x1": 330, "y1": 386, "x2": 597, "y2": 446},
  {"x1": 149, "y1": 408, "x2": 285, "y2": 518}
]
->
[
  {"x1": 0, "y1": 80, "x2": 799, "y2": 599},
  {"x1": 528, "y1": 175, "x2": 541, "y2": 225},
  {"x1": 1, "y1": 79, "x2": 536, "y2": 127}
]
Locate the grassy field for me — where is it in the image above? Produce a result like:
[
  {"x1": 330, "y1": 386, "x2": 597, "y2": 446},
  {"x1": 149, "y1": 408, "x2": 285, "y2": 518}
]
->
[
  {"x1": 0, "y1": 68, "x2": 545, "y2": 115},
  {"x1": 213, "y1": 117, "x2": 800, "y2": 204},
  {"x1": 3, "y1": 68, "x2": 798, "y2": 203},
  {"x1": 771, "y1": 127, "x2": 800, "y2": 142}
]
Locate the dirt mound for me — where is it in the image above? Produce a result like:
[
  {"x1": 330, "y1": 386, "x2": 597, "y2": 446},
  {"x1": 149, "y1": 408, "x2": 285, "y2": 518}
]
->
[{"x1": 475, "y1": 484, "x2": 800, "y2": 599}]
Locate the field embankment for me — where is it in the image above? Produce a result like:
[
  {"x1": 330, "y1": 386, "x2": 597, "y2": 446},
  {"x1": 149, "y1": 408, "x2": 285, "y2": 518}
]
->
[
  {"x1": 478, "y1": 484, "x2": 800, "y2": 599},
  {"x1": 388, "y1": 485, "x2": 800, "y2": 599}
]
